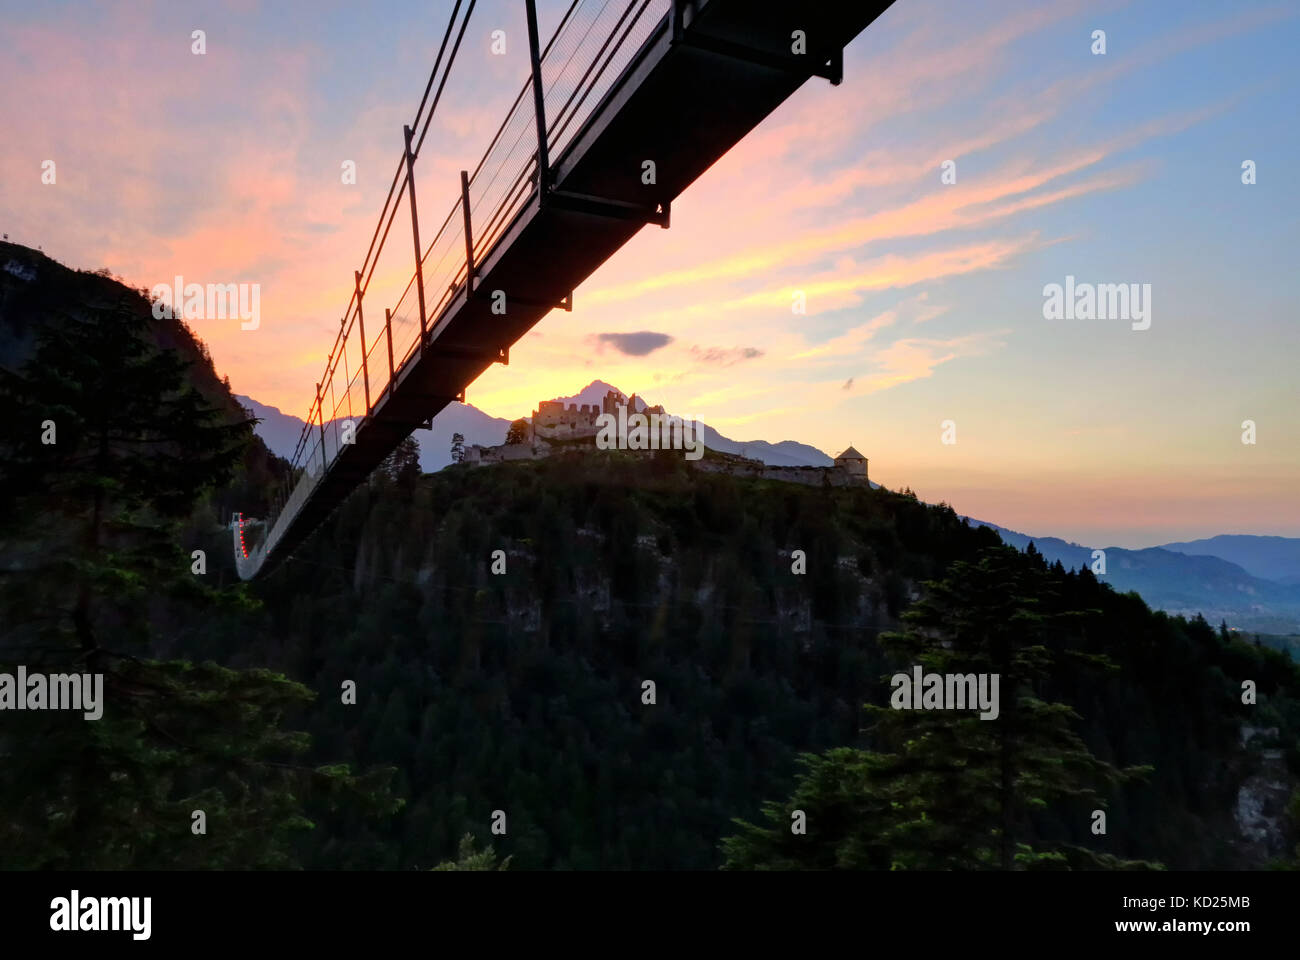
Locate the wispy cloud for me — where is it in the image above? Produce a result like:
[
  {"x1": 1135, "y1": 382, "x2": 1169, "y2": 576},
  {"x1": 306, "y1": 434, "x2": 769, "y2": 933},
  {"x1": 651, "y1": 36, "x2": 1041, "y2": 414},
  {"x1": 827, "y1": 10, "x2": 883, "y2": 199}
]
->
[{"x1": 689, "y1": 345, "x2": 764, "y2": 367}]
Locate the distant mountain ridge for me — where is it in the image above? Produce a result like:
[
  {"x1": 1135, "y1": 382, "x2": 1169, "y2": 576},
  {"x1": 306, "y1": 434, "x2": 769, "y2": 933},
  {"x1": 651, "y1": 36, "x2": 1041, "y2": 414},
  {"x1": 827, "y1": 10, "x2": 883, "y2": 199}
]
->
[
  {"x1": 238, "y1": 379, "x2": 833, "y2": 472},
  {"x1": 1158, "y1": 535, "x2": 1300, "y2": 586},
  {"x1": 972, "y1": 521, "x2": 1300, "y2": 634},
  {"x1": 235, "y1": 394, "x2": 512, "y2": 474}
]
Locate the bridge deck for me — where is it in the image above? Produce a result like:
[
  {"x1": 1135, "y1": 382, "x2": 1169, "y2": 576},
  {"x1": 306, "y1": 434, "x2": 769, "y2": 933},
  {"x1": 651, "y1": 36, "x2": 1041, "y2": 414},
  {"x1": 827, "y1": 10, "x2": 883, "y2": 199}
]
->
[{"x1": 238, "y1": 0, "x2": 894, "y2": 579}]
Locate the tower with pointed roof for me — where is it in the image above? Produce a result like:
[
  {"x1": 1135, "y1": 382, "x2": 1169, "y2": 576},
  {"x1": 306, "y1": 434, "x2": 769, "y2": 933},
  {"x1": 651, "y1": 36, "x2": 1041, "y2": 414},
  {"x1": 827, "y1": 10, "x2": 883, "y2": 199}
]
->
[{"x1": 833, "y1": 445, "x2": 868, "y2": 484}]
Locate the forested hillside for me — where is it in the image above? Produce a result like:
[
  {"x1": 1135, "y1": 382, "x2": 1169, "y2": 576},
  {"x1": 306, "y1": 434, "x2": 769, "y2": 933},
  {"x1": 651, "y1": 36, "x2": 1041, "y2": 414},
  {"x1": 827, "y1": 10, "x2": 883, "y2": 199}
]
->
[
  {"x1": 3, "y1": 251, "x2": 1298, "y2": 870},
  {"x1": 0, "y1": 248, "x2": 396, "y2": 869},
  {"x1": 189, "y1": 449, "x2": 1300, "y2": 870}
]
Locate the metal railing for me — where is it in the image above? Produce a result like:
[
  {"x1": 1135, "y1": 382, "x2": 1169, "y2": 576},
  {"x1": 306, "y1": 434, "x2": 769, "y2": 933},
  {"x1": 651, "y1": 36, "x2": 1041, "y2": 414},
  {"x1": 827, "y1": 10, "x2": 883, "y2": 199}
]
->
[{"x1": 238, "y1": 0, "x2": 671, "y2": 577}]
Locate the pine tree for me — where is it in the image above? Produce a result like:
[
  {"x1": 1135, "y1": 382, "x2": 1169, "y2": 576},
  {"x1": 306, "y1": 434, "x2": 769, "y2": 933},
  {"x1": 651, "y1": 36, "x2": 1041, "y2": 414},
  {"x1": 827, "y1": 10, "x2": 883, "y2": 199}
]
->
[
  {"x1": 722, "y1": 546, "x2": 1155, "y2": 870},
  {"x1": 379, "y1": 435, "x2": 421, "y2": 488},
  {"x1": 505, "y1": 419, "x2": 528, "y2": 445},
  {"x1": 430, "y1": 833, "x2": 510, "y2": 871},
  {"x1": 0, "y1": 292, "x2": 399, "y2": 868},
  {"x1": 720, "y1": 749, "x2": 897, "y2": 869},
  {"x1": 865, "y1": 546, "x2": 1151, "y2": 869},
  {"x1": 0, "y1": 293, "x2": 251, "y2": 659}
]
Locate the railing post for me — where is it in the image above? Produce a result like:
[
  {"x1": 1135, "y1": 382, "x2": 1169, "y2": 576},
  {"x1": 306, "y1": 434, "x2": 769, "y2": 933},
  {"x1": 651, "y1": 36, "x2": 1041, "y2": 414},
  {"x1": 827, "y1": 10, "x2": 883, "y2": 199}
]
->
[
  {"x1": 460, "y1": 169, "x2": 474, "y2": 303},
  {"x1": 355, "y1": 270, "x2": 371, "y2": 414},
  {"x1": 314, "y1": 381, "x2": 327, "y2": 474},
  {"x1": 385, "y1": 307, "x2": 395, "y2": 390},
  {"x1": 340, "y1": 317, "x2": 352, "y2": 420},
  {"x1": 404, "y1": 124, "x2": 428, "y2": 354},
  {"x1": 525, "y1": 0, "x2": 550, "y2": 199}
]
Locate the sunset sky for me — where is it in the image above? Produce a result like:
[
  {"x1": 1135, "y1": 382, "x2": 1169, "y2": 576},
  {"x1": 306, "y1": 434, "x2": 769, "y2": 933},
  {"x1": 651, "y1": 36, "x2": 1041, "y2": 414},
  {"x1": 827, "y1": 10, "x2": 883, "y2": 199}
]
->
[{"x1": 2, "y1": 0, "x2": 1297, "y2": 547}]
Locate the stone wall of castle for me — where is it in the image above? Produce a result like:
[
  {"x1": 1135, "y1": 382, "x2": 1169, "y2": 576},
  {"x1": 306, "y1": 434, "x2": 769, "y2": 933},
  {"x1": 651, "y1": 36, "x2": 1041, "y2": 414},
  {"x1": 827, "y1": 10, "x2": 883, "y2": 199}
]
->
[
  {"x1": 463, "y1": 437, "x2": 552, "y2": 466},
  {"x1": 692, "y1": 459, "x2": 869, "y2": 488},
  {"x1": 532, "y1": 391, "x2": 665, "y2": 441},
  {"x1": 533, "y1": 400, "x2": 602, "y2": 439},
  {"x1": 462, "y1": 390, "x2": 871, "y2": 489}
]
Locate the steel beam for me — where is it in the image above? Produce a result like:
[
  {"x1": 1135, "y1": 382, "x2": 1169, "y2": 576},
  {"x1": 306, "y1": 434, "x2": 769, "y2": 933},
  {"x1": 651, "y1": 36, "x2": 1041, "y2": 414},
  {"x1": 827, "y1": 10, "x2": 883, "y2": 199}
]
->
[
  {"x1": 525, "y1": 0, "x2": 550, "y2": 200},
  {"x1": 676, "y1": 30, "x2": 843, "y2": 85},
  {"x1": 460, "y1": 169, "x2": 475, "y2": 302},
  {"x1": 549, "y1": 189, "x2": 669, "y2": 228},
  {"x1": 430, "y1": 343, "x2": 510, "y2": 364}
]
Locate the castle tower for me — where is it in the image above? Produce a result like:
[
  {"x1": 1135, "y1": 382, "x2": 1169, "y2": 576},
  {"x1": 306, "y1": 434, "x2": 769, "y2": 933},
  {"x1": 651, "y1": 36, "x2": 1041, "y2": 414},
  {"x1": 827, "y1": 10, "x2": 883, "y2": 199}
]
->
[{"x1": 834, "y1": 445, "x2": 868, "y2": 484}]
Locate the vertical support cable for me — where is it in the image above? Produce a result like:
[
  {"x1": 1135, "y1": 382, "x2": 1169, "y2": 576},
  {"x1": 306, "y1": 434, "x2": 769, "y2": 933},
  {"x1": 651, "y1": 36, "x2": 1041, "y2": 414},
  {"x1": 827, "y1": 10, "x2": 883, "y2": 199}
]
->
[
  {"x1": 355, "y1": 270, "x2": 371, "y2": 414},
  {"x1": 404, "y1": 124, "x2": 428, "y2": 354},
  {"x1": 460, "y1": 169, "x2": 474, "y2": 303},
  {"x1": 525, "y1": 0, "x2": 550, "y2": 200}
]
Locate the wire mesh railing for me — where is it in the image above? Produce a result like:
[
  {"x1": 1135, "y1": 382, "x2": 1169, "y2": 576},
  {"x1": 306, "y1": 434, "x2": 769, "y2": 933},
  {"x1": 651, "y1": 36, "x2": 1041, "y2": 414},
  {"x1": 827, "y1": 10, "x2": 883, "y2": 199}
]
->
[{"x1": 241, "y1": 0, "x2": 671, "y2": 576}]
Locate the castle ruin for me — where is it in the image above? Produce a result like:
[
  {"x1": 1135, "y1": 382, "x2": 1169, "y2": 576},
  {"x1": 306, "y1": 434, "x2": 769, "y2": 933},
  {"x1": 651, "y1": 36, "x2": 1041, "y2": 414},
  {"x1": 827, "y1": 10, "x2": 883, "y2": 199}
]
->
[
  {"x1": 530, "y1": 389, "x2": 664, "y2": 441},
  {"x1": 462, "y1": 391, "x2": 870, "y2": 489}
]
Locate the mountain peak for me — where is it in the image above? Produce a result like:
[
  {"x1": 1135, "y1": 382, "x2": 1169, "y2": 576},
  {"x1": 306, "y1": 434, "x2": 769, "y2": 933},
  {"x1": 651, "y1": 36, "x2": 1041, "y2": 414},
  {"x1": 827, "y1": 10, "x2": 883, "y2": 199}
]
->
[{"x1": 551, "y1": 380, "x2": 630, "y2": 407}]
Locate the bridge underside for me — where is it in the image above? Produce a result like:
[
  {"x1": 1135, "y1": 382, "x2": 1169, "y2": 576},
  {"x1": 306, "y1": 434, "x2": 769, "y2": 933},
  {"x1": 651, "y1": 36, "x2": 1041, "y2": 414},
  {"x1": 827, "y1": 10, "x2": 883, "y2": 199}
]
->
[{"x1": 246, "y1": 0, "x2": 894, "y2": 578}]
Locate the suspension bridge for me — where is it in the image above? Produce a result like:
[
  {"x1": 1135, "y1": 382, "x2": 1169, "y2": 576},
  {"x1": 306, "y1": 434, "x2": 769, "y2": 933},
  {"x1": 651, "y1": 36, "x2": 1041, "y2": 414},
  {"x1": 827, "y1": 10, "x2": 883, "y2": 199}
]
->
[{"x1": 234, "y1": 0, "x2": 894, "y2": 579}]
